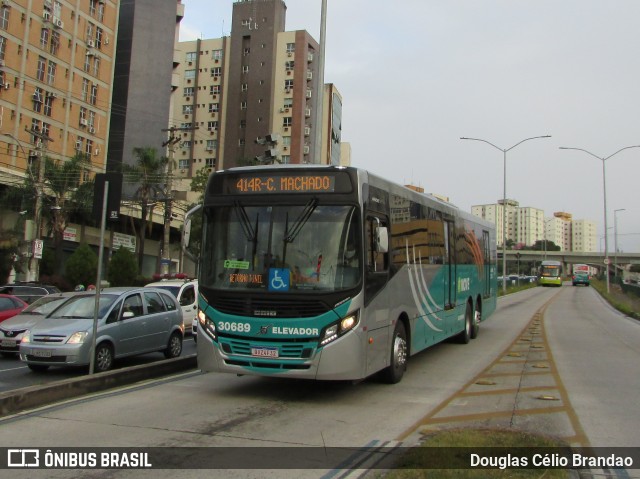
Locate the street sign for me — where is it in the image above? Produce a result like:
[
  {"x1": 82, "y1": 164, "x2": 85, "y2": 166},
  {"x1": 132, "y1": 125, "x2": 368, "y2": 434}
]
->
[{"x1": 33, "y1": 239, "x2": 43, "y2": 259}]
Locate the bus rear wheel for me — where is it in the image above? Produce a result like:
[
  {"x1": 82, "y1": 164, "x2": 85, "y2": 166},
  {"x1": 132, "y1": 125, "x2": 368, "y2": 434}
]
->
[
  {"x1": 457, "y1": 302, "x2": 472, "y2": 344},
  {"x1": 381, "y1": 321, "x2": 407, "y2": 384},
  {"x1": 471, "y1": 303, "x2": 481, "y2": 339}
]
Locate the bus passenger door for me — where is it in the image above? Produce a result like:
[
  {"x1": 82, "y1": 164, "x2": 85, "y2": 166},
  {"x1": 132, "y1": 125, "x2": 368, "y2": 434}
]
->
[
  {"x1": 444, "y1": 221, "x2": 456, "y2": 310},
  {"x1": 364, "y1": 215, "x2": 390, "y2": 375}
]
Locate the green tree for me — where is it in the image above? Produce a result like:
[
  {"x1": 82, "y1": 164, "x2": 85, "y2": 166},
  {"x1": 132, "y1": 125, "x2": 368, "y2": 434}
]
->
[
  {"x1": 40, "y1": 153, "x2": 92, "y2": 275},
  {"x1": 64, "y1": 242, "x2": 98, "y2": 287},
  {"x1": 107, "y1": 247, "x2": 138, "y2": 286},
  {"x1": 122, "y1": 147, "x2": 169, "y2": 271}
]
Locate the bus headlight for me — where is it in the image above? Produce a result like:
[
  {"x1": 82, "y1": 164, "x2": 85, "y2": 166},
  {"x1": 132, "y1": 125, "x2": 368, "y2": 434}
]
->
[
  {"x1": 320, "y1": 311, "x2": 359, "y2": 346},
  {"x1": 198, "y1": 309, "x2": 217, "y2": 341}
]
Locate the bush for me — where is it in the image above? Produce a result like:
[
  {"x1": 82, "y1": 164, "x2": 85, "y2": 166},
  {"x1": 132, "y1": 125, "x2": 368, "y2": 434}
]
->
[
  {"x1": 64, "y1": 243, "x2": 98, "y2": 288},
  {"x1": 107, "y1": 248, "x2": 138, "y2": 286}
]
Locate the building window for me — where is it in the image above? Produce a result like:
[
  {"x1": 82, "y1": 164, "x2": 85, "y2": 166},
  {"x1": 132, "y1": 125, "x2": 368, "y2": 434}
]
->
[
  {"x1": 284, "y1": 97, "x2": 293, "y2": 108},
  {"x1": 181, "y1": 141, "x2": 191, "y2": 149},
  {"x1": 241, "y1": 83, "x2": 248, "y2": 92},
  {"x1": 207, "y1": 121, "x2": 218, "y2": 131},
  {"x1": 180, "y1": 122, "x2": 192, "y2": 129},
  {"x1": 186, "y1": 52, "x2": 197, "y2": 62},
  {"x1": 46, "y1": 60, "x2": 57, "y2": 85},
  {"x1": 0, "y1": 7, "x2": 9, "y2": 30},
  {"x1": 206, "y1": 140, "x2": 217, "y2": 151},
  {"x1": 37, "y1": 56, "x2": 47, "y2": 82},
  {"x1": 85, "y1": 139, "x2": 93, "y2": 157},
  {"x1": 212, "y1": 49, "x2": 223, "y2": 61},
  {"x1": 283, "y1": 117, "x2": 292, "y2": 127},
  {"x1": 238, "y1": 139, "x2": 245, "y2": 146},
  {"x1": 239, "y1": 120, "x2": 246, "y2": 129},
  {"x1": 285, "y1": 61, "x2": 294, "y2": 71},
  {"x1": 182, "y1": 105, "x2": 193, "y2": 114},
  {"x1": 40, "y1": 28, "x2": 50, "y2": 49},
  {"x1": 95, "y1": 27, "x2": 103, "y2": 49},
  {"x1": 210, "y1": 85, "x2": 221, "y2": 95},
  {"x1": 185, "y1": 69, "x2": 196, "y2": 79},
  {"x1": 50, "y1": 30, "x2": 60, "y2": 55},
  {"x1": 43, "y1": 94, "x2": 53, "y2": 117},
  {"x1": 240, "y1": 101, "x2": 247, "y2": 110},
  {"x1": 281, "y1": 155, "x2": 290, "y2": 164},
  {"x1": 178, "y1": 159, "x2": 190, "y2": 170},
  {"x1": 90, "y1": 84, "x2": 98, "y2": 105},
  {"x1": 82, "y1": 78, "x2": 89, "y2": 102},
  {"x1": 205, "y1": 158, "x2": 216, "y2": 168},
  {"x1": 92, "y1": 57, "x2": 100, "y2": 77},
  {"x1": 208, "y1": 103, "x2": 219, "y2": 113},
  {"x1": 183, "y1": 87, "x2": 194, "y2": 96},
  {"x1": 284, "y1": 79, "x2": 293, "y2": 90},
  {"x1": 241, "y1": 65, "x2": 249, "y2": 74},
  {"x1": 286, "y1": 43, "x2": 295, "y2": 54},
  {"x1": 32, "y1": 88, "x2": 43, "y2": 112},
  {"x1": 211, "y1": 67, "x2": 222, "y2": 77}
]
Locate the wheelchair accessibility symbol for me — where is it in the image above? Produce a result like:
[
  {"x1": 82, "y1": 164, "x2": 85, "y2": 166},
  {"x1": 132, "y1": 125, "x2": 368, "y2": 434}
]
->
[{"x1": 269, "y1": 268, "x2": 290, "y2": 292}]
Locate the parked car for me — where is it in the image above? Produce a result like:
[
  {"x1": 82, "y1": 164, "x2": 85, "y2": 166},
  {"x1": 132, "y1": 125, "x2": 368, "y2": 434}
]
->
[
  {"x1": 144, "y1": 279, "x2": 198, "y2": 334},
  {"x1": 19, "y1": 287, "x2": 184, "y2": 373},
  {"x1": 0, "y1": 283, "x2": 61, "y2": 304},
  {"x1": 0, "y1": 294, "x2": 28, "y2": 323},
  {"x1": 0, "y1": 292, "x2": 80, "y2": 357},
  {"x1": 572, "y1": 271, "x2": 590, "y2": 287}
]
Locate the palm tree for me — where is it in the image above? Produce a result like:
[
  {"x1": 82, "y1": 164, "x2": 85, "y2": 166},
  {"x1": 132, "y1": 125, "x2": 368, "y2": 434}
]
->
[
  {"x1": 122, "y1": 147, "x2": 169, "y2": 271},
  {"x1": 42, "y1": 153, "x2": 91, "y2": 274}
]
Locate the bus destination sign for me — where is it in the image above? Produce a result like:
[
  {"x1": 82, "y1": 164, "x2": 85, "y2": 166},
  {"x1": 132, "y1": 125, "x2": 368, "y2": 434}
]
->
[{"x1": 228, "y1": 174, "x2": 337, "y2": 194}]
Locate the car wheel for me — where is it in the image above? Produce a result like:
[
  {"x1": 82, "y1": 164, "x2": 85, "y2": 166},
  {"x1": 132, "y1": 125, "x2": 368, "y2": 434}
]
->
[
  {"x1": 28, "y1": 364, "x2": 49, "y2": 372},
  {"x1": 380, "y1": 320, "x2": 407, "y2": 384},
  {"x1": 95, "y1": 343, "x2": 114, "y2": 372},
  {"x1": 164, "y1": 332, "x2": 183, "y2": 359}
]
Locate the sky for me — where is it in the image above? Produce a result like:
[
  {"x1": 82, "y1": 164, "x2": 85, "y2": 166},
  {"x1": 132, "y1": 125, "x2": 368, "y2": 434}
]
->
[{"x1": 179, "y1": 0, "x2": 640, "y2": 253}]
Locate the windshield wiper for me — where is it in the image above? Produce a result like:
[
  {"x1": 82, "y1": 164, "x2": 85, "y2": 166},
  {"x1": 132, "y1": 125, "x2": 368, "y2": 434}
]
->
[
  {"x1": 284, "y1": 198, "x2": 318, "y2": 243},
  {"x1": 233, "y1": 201, "x2": 256, "y2": 242}
]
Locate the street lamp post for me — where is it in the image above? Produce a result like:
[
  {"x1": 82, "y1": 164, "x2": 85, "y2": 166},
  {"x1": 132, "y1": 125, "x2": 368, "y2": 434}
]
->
[
  {"x1": 559, "y1": 145, "x2": 640, "y2": 293},
  {"x1": 461, "y1": 135, "x2": 551, "y2": 294},
  {"x1": 614, "y1": 208, "x2": 625, "y2": 281}
]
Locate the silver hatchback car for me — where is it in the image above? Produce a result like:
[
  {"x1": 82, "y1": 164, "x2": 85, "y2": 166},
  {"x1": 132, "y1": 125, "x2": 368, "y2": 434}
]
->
[{"x1": 19, "y1": 287, "x2": 184, "y2": 373}]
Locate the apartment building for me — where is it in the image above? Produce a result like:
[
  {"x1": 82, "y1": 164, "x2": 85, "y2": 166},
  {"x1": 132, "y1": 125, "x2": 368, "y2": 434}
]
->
[
  {"x1": 471, "y1": 201, "x2": 599, "y2": 252},
  {"x1": 172, "y1": 0, "x2": 342, "y2": 195},
  {"x1": 0, "y1": 0, "x2": 118, "y2": 188},
  {"x1": 571, "y1": 218, "x2": 597, "y2": 253}
]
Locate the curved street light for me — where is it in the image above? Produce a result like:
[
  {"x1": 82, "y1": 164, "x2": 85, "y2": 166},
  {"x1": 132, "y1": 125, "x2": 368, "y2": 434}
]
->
[
  {"x1": 461, "y1": 135, "x2": 552, "y2": 294},
  {"x1": 559, "y1": 145, "x2": 640, "y2": 293}
]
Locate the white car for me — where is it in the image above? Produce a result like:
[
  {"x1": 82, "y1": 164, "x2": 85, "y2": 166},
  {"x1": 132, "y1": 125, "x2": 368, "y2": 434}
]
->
[{"x1": 144, "y1": 279, "x2": 198, "y2": 335}]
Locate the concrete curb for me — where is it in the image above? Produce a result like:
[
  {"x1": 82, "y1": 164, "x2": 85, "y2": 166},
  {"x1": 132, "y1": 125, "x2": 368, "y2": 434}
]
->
[{"x1": 0, "y1": 354, "x2": 198, "y2": 418}]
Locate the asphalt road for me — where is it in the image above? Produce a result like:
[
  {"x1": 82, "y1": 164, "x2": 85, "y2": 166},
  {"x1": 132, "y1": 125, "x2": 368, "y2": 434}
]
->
[{"x1": 0, "y1": 286, "x2": 638, "y2": 478}]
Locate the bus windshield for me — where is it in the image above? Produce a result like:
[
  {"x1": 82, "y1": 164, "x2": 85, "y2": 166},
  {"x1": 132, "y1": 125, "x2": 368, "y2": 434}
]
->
[
  {"x1": 540, "y1": 265, "x2": 561, "y2": 277},
  {"x1": 201, "y1": 203, "x2": 361, "y2": 292}
]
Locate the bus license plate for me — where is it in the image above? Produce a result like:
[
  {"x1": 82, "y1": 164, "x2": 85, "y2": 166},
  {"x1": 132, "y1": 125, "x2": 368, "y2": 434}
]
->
[
  {"x1": 33, "y1": 350, "x2": 52, "y2": 358},
  {"x1": 251, "y1": 347, "x2": 278, "y2": 358}
]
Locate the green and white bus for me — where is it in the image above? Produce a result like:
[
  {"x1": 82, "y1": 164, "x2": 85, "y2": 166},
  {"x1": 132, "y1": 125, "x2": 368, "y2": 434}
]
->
[
  {"x1": 192, "y1": 166, "x2": 497, "y2": 383},
  {"x1": 538, "y1": 260, "x2": 563, "y2": 287}
]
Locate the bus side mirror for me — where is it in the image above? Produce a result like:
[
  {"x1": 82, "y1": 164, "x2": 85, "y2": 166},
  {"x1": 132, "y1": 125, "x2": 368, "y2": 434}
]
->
[{"x1": 375, "y1": 226, "x2": 389, "y2": 253}]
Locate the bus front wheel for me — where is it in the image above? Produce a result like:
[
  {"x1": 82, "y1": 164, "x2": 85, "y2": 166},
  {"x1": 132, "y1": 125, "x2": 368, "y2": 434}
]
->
[{"x1": 381, "y1": 321, "x2": 407, "y2": 384}]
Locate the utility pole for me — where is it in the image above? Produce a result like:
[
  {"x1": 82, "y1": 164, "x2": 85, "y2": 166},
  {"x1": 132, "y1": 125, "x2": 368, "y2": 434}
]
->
[
  {"x1": 161, "y1": 126, "x2": 196, "y2": 276},
  {"x1": 26, "y1": 126, "x2": 52, "y2": 282}
]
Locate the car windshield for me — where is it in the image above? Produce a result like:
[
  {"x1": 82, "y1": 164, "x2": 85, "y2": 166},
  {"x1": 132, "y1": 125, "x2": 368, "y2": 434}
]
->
[
  {"x1": 201, "y1": 203, "x2": 361, "y2": 293},
  {"x1": 21, "y1": 295, "x2": 71, "y2": 316},
  {"x1": 48, "y1": 295, "x2": 117, "y2": 320}
]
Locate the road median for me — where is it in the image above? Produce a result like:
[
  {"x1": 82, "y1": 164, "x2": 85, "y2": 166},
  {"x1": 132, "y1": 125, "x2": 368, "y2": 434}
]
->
[{"x1": 0, "y1": 354, "x2": 198, "y2": 418}]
